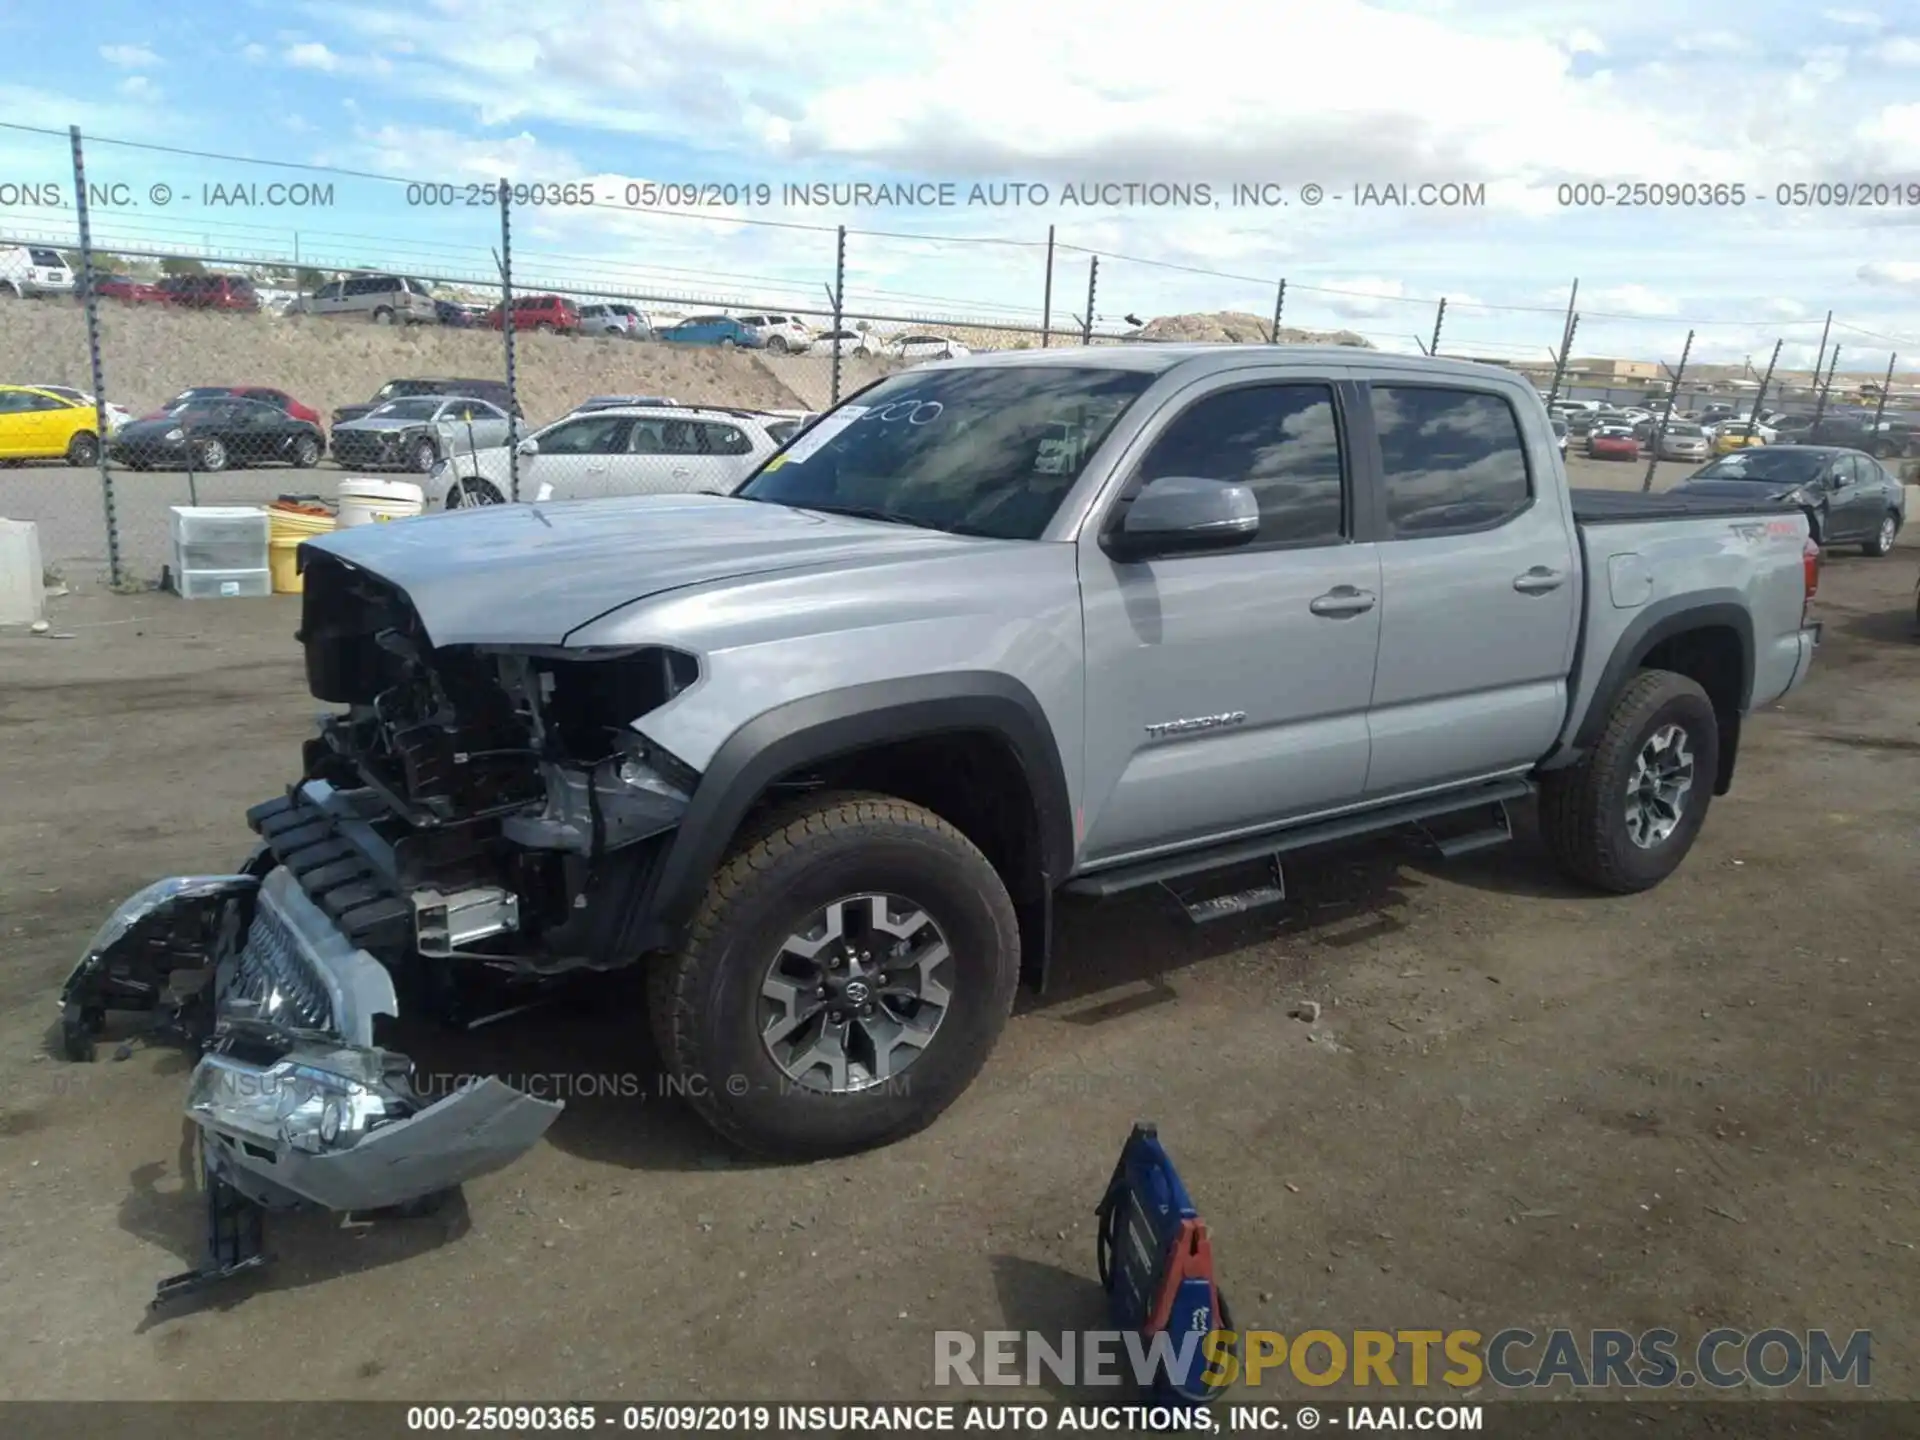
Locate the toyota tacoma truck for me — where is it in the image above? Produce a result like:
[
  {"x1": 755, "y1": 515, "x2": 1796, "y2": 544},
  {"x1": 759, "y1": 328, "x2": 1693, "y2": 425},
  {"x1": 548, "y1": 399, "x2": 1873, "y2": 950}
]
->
[{"x1": 62, "y1": 347, "x2": 1822, "y2": 1288}]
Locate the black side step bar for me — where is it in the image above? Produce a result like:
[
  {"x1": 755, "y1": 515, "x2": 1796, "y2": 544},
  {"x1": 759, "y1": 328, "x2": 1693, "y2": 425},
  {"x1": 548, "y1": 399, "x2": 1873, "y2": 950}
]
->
[{"x1": 1064, "y1": 778, "x2": 1534, "y2": 899}]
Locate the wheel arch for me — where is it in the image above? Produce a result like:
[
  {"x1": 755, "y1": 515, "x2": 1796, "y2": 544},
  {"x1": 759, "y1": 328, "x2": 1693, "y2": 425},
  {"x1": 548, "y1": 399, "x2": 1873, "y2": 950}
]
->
[
  {"x1": 637, "y1": 673, "x2": 1074, "y2": 949},
  {"x1": 1573, "y1": 597, "x2": 1754, "y2": 795}
]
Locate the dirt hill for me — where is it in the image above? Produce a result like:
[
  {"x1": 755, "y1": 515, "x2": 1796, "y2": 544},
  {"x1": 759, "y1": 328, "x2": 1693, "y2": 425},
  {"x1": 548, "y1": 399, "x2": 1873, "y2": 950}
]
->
[
  {"x1": 0, "y1": 301, "x2": 901, "y2": 425},
  {"x1": 1129, "y1": 311, "x2": 1373, "y2": 346}
]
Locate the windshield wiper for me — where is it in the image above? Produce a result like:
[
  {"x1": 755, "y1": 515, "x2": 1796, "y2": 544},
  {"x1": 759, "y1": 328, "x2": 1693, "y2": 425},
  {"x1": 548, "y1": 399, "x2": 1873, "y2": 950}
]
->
[{"x1": 793, "y1": 503, "x2": 945, "y2": 532}]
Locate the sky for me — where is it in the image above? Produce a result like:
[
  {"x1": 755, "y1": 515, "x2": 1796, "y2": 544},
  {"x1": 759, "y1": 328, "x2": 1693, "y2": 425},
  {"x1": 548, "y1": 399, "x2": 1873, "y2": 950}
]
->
[{"x1": 3, "y1": 0, "x2": 1919, "y2": 371}]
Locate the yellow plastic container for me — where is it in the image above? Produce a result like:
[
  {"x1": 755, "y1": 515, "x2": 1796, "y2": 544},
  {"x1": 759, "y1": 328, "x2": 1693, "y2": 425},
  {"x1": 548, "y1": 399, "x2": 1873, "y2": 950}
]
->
[{"x1": 267, "y1": 504, "x2": 336, "y2": 594}]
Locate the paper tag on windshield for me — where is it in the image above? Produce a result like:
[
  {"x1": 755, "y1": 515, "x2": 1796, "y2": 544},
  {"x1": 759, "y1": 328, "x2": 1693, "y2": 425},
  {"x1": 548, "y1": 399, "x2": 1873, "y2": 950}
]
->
[{"x1": 778, "y1": 406, "x2": 869, "y2": 465}]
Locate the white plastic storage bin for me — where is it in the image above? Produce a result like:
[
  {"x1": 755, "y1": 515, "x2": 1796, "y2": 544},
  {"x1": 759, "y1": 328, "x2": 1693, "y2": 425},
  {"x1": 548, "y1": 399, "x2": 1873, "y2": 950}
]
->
[
  {"x1": 0, "y1": 517, "x2": 46, "y2": 626},
  {"x1": 170, "y1": 506, "x2": 270, "y2": 598},
  {"x1": 176, "y1": 567, "x2": 273, "y2": 600}
]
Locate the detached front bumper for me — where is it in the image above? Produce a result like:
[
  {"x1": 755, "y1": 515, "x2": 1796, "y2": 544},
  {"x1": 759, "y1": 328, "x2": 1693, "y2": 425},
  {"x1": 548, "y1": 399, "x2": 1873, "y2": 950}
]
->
[{"x1": 62, "y1": 864, "x2": 562, "y2": 1221}]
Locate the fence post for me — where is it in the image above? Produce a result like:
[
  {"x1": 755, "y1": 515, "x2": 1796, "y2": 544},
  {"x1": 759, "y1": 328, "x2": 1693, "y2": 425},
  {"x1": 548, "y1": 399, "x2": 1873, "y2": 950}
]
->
[
  {"x1": 1811, "y1": 346, "x2": 1841, "y2": 428},
  {"x1": 1081, "y1": 257, "x2": 1098, "y2": 345},
  {"x1": 1642, "y1": 329, "x2": 1694, "y2": 492},
  {"x1": 68, "y1": 126, "x2": 122, "y2": 588},
  {"x1": 1041, "y1": 225, "x2": 1054, "y2": 349},
  {"x1": 497, "y1": 177, "x2": 519, "y2": 502},
  {"x1": 1870, "y1": 352, "x2": 1897, "y2": 438},
  {"x1": 831, "y1": 224, "x2": 846, "y2": 407},
  {"x1": 1809, "y1": 310, "x2": 1833, "y2": 404},
  {"x1": 1746, "y1": 339, "x2": 1783, "y2": 431},
  {"x1": 1545, "y1": 314, "x2": 1579, "y2": 408},
  {"x1": 1270, "y1": 279, "x2": 1287, "y2": 344},
  {"x1": 1430, "y1": 298, "x2": 1447, "y2": 358}
]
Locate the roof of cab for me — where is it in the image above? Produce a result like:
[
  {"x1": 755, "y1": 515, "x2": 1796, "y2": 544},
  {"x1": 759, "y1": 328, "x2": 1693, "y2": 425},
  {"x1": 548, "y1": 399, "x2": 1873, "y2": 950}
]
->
[{"x1": 940, "y1": 343, "x2": 1523, "y2": 385}]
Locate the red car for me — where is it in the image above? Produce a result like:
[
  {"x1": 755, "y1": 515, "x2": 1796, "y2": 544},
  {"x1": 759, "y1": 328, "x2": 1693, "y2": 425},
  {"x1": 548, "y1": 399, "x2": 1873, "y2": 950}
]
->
[
  {"x1": 1586, "y1": 428, "x2": 1640, "y2": 461},
  {"x1": 155, "y1": 385, "x2": 323, "y2": 426},
  {"x1": 79, "y1": 272, "x2": 168, "y2": 305},
  {"x1": 159, "y1": 274, "x2": 261, "y2": 312},
  {"x1": 487, "y1": 293, "x2": 580, "y2": 333}
]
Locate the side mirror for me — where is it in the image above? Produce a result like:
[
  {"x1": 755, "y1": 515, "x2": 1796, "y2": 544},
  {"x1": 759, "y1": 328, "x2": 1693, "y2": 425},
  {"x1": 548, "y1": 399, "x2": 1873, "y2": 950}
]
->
[
  {"x1": 1828, "y1": 468, "x2": 1848, "y2": 488},
  {"x1": 1106, "y1": 475, "x2": 1260, "y2": 561},
  {"x1": 517, "y1": 437, "x2": 540, "y2": 456}
]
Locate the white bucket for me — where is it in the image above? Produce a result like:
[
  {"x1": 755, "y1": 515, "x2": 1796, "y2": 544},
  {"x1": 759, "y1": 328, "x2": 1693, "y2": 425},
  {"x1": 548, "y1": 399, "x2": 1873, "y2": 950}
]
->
[
  {"x1": 337, "y1": 478, "x2": 426, "y2": 529},
  {"x1": 0, "y1": 518, "x2": 47, "y2": 627}
]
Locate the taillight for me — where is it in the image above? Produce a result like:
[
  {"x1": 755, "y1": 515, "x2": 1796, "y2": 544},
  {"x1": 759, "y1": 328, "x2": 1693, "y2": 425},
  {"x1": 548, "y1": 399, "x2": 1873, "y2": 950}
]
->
[{"x1": 1802, "y1": 536, "x2": 1820, "y2": 622}]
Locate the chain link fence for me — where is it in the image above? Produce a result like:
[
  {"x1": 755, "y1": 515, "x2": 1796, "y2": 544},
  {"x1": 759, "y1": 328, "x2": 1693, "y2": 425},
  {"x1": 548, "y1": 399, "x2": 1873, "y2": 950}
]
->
[{"x1": 2, "y1": 124, "x2": 1914, "y2": 587}]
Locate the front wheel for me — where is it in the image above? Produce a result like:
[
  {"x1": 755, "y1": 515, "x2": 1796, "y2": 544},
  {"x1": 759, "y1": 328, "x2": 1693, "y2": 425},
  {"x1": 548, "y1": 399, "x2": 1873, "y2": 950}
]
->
[
  {"x1": 445, "y1": 477, "x2": 505, "y2": 507},
  {"x1": 66, "y1": 431, "x2": 99, "y2": 467},
  {"x1": 410, "y1": 438, "x2": 438, "y2": 474},
  {"x1": 371, "y1": 307, "x2": 394, "y2": 325},
  {"x1": 718, "y1": 337, "x2": 736, "y2": 350},
  {"x1": 648, "y1": 792, "x2": 1021, "y2": 1158},
  {"x1": 1539, "y1": 670, "x2": 1719, "y2": 894},
  {"x1": 291, "y1": 434, "x2": 322, "y2": 468},
  {"x1": 767, "y1": 335, "x2": 788, "y2": 353},
  {"x1": 1863, "y1": 511, "x2": 1899, "y2": 557},
  {"x1": 194, "y1": 438, "x2": 229, "y2": 473}
]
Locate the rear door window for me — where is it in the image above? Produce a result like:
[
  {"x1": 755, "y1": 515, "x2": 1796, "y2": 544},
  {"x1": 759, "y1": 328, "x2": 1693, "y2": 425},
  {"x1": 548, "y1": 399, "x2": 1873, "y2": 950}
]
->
[{"x1": 1371, "y1": 386, "x2": 1533, "y2": 536}]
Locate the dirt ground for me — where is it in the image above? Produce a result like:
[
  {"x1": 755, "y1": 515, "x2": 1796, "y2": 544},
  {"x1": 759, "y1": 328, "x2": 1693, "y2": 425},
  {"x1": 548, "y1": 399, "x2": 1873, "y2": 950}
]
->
[{"x1": 0, "y1": 506, "x2": 1916, "y2": 1405}]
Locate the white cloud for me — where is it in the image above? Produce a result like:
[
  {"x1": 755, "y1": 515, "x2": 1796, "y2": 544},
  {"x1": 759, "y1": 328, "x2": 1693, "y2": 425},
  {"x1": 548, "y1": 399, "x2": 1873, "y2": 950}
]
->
[
  {"x1": 242, "y1": 43, "x2": 268, "y2": 63},
  {"x1": 117, "y1": 76, "x2": 157, "y2": 98},
  {"x1": 1860, "y1": 261, "x2": 1920, "y2": 288},
  {"x1": 1820, "y1": 8, "x2": 1882, "y2": 26},
  {"x1": 99, "y1": 44, "x2": 161, "y2": 69},
  {"x1": 1673, "y1": 31, "x2": 1753, "y2": 56},
  {"x1": 1876, "y1": 36, "x2": 1920, "y2": 64},
  {"x1": 286, "y1": 41, "x2": 342, "y2": 73},
  {"x1": 1585, "y1": 285, "x2": 1681, "y2": 317}
]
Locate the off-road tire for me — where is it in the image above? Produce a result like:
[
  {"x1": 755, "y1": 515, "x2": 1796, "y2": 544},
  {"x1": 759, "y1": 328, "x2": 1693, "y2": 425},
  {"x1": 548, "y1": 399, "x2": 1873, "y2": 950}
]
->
[
  {"x1": 1863, "y1": 511, "x2": 1899, "y2": 558},
  {"x1": 1539, "y1": 669, "x2": 1719, "y2": 894},
  {"x1": 647, "y1": 791, "x2": 1021, "y2": 1158}
]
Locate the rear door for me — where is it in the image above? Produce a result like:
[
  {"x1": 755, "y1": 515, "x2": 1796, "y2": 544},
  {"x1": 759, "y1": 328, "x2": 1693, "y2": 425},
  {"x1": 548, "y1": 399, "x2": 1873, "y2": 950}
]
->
[
  {"x1": 1353, "y1": 378, "x2": 1580, "y2": 796},
  {"x1": 1076, "y1": 370, "x2": 1382, "y2": 864},
  {"x1": 691, "y1": 418, "x2": 766, "y2": 490},
  {"x1": 1828, "y1": 453, "x2": 1878, "y2": 541}
]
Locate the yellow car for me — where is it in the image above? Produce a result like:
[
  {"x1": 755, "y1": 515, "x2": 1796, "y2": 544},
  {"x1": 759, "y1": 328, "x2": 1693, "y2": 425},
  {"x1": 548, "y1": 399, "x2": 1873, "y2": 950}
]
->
[
  {"x1": 0, "y1": 384, "x2": 103, "y2": 465},
  {"x1": 1713, "y1": 425, "x2": 1768, "y2": 455}
]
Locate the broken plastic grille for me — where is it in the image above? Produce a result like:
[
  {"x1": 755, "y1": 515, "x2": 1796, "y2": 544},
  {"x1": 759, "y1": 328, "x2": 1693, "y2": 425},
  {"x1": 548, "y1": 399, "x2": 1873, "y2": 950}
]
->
[{"x1": 226, "y1": 899, "x2": 336, "y2": 1035}]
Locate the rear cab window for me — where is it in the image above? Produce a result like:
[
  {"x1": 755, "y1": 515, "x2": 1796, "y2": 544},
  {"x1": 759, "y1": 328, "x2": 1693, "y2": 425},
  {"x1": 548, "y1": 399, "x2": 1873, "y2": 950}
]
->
[{"x1": 1370, "y1": 385, "x2": 1532, "y2": 536}]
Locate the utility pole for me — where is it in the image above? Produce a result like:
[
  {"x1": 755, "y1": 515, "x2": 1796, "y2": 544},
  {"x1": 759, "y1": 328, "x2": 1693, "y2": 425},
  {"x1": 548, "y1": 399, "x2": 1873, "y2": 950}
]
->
[
  {"x1": 1269, "y1": 279, "x2": 1286, "y2": 344},
  {"x1": 1041, "y1": 225, "x2": 1055, "y2": 349},
  {"x1": 1642, "y1": 329, "x2": 1694, "y2": 493}
]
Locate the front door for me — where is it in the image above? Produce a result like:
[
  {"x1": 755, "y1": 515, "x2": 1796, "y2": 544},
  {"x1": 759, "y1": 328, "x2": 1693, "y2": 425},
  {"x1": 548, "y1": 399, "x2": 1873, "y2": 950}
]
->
[
  {"x1": 1077, "y1": 373, "x2": 1381, "y2": 866},
  {"x1": 1351, "y1": 379, "x2": 1580, "y2": 796},
  {"x1": 523, "y1": 413, "x2": 634, "y2": 499}
]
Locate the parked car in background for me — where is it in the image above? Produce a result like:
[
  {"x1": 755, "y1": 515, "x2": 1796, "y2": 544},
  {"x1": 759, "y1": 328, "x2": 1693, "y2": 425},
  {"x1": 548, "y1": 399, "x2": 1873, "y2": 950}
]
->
[
  {"x1": 1673, "y1": 445, "x2": 1905, "y2": 553},
  {"x1": 761, "y1": 412, "x2": 817, "y2": 445},
  {"x1": 487, "y1": 294, "x2": 580, "y2": 333},
  {"x1": 570, "y1": 394, "x2": 681, "y2": 414},
  {"x1": 1780, "y1": 413, "x2": 1915, "y2": 459},
  {"x1": 735, "y1": 314, "x2": 812, "y2": 352},
  {"x1": 293, "y1": 273, "x2": 438, "y2": 325},
  {"x1": 1565, "y1": 410, "x2": 1601, "y2": 438},
  {"x1": 428, "y1": 404, "x2": 780, "y2": 506},
  {"x1": 26, "y1": 384, "x2": 133, "y2": 434},
  {"x1": 159, "y1": 385, "x2": 323, "y2": 427},
  {"x1": 75, "y1": 272, "x2": 167, "y2": 305},
  {"x1": 159, "y1": 274, "x2": 261, "y2": 312},
  {"x1": 0, "y1": 245, "x2": 74, "y2": 299},
  {"x1": 108, "y1": 395, "x2": 325, "y2": 472},
  {"x1": 433, "y1": 297, "x2": 489, "y2": 328},
  {"x1": 659, "y1": 314, "x2": 763, "y2": 348},
  {"x1": 0, "y1": 384, "x2": 105, "y2": 464},
  {"x1": 1587, "y1": 425, "x2": 1640, "y2": 460},
  {"x1": 1656, "y1": 422, "x2": 1711, "y2": 461},
  {"x1": 330, "y1": 395, "x2": 518, "y2": 473},
  {"x1": 333, "y1": 378, "x2": 519, "y2": 426},
  {"x1": 578, "y1": 303, "x2": 652, "y2": 339},
  {"x1": 888, "y1": 333, "x2": 972, "y2": 361},
  {"x1": 1711, "y1": 419, "x2": 1775, "y2": 453},
  {"x1": 811, "y1": 328, "x2": 881, "y2": 358}
]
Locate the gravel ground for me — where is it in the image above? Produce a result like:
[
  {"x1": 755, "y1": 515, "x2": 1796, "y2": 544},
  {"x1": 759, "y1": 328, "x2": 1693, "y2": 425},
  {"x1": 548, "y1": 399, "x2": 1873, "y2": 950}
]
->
[{"x1": 0, "y1": 518, "x2": 1914, "y2": 1403}]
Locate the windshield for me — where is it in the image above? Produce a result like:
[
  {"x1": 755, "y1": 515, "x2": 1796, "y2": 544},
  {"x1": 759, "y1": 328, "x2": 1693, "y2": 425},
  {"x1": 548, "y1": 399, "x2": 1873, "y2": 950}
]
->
[
  {"x1": 1666, "y1": 424, "x2": 1704, "y2": 437},
  {"x1": 736, "y1": 364, "x2": 1156, "y2": 540},
  {"x1": 1692, "y1": 450, "x2": 1828, "y2": 484},
  {"x1": 368, "y1": 398, "x2": 445, "y2": 420}
]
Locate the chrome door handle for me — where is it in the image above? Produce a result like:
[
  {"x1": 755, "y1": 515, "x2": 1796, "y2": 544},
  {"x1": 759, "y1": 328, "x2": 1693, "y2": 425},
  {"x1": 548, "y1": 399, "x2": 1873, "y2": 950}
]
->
[
  {"x1": 671, "y1": 466, "x2": 692, "y2": 477},
  {"x1": 1309, "y1": 585, "x2": 1377, "y2": 617},
  {"x1": 1513, "y1": 567, "x2": 1567, "y2": 594}
]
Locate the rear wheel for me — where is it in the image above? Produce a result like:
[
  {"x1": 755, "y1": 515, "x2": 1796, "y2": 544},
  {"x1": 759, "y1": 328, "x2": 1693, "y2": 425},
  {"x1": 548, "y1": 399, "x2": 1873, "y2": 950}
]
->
[
  {"x1": 719, "y1": 337, "x2": 736, "y2": 350},
  {"x1": 1864, "y1": 511, "x2": 1899, "y2": 557},
  {"x1": 767, "y1": 335, "x2": 788, "y2": 353},
  {"x1": 371, "y1": 306, "x2": 395, "y2": 325},
  {"x1": 1539, "y1": 670, "x2": 1719, "y2": 894},
  {"x1": 648, "y1": 792, "x2": 1021, "y2": 1158},
  {"x1": 292, "y1": 434, "x2": 322, "y2": 468},
  {"x1": 534, "y1": 322, "x2": 554, "y2": 334},
  {"x1": 65, "y1": 431, "x2": 99, "y2": 467},
  {"x1": 445, "y1": 477, "x2": 505, "y2": 507},
  {"x1": 195, "y1": 438, "x2": 229, "y2": 473}
]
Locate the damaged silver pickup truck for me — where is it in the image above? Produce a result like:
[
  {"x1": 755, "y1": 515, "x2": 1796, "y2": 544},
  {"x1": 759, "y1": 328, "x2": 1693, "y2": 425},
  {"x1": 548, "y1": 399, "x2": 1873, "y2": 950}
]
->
[{"x1": 61, "y1": 346, "x2": 1821, "y2": 1302}]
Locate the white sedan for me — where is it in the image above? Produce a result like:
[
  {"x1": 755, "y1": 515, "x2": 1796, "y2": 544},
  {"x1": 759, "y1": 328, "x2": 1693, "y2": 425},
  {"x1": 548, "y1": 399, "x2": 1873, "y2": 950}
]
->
[
  {"x1": 809, "y1": 329, "x2": 881, "y2": 358},
  {"x1": 28, "y1": 384, "x2": 133, "y2": 433},
  {"x1": 887, "y1": 333, "x2": 971, "y2": 361}
]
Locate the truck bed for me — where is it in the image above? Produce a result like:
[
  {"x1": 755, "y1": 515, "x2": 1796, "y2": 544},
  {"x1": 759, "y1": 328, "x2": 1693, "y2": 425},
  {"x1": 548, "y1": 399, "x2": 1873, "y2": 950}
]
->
[{"x1": 1570, "y1": 488, "x2": 1792, "y2": 525}]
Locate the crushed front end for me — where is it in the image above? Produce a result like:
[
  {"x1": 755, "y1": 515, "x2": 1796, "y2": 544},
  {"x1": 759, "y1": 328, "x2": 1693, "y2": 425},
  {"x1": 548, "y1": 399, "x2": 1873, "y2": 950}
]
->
[{"x1": 62, "y1": 548, "x2": 706, "y2": 1301}]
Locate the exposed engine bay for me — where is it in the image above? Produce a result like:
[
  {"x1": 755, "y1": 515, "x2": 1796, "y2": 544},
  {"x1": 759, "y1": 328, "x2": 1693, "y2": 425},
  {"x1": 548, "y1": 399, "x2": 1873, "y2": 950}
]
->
[{"x1": 59, "y1": 550, "x2": 709, "y2": 1305}]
